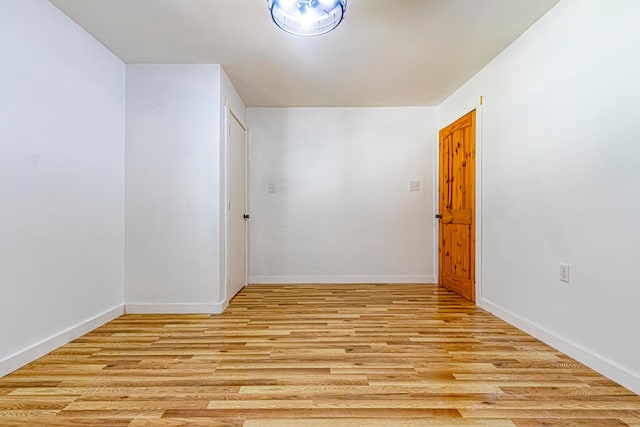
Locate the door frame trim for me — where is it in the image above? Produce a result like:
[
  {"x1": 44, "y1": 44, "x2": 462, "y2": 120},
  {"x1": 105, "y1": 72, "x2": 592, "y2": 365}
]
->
[
  {"x1": 475, "y1": 103, "x2": 483, "y2": 302},
  {"x1": 223, "y1": 101, "x2": 248, "y2": 304},
  {"x1": 434, "y1": 101, "x2": 483, "y2": 302}
]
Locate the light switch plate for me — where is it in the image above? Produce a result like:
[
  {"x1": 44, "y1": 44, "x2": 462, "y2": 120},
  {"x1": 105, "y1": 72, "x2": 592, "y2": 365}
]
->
[{"x1": 409, "y1": 180, "x2": 420, "y2": 191}]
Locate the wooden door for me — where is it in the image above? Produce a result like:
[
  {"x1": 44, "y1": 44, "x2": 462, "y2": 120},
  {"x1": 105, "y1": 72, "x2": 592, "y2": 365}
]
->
[
  {"x1": 228, "y1": 111, "x2": 247, "y2": 300},
  {"x1": 438, "y1": 110, "x2": 476, "y2": 301}
]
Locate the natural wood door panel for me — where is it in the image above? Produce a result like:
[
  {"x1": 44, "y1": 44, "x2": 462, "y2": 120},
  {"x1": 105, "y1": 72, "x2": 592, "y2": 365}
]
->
[
  {"x1": 439, "y1": 110, "x2": 476, "y2": 301},
  {"x1": 1, "y1": 284, "x2": 639, "y2": 426}
]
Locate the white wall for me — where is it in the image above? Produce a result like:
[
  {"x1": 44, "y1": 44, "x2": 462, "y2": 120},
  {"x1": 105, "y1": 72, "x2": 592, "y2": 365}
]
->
[
  {"x1": 0, "y1": 0, "x2": 125, "y2": 375},
  {"x1": 439, "y1": 0, "x2": 640, "y2": 393},
  {"x1": 248, "y1": 107, "x2": 437, "y2": 284},
  {"x1": 125, "y1": 64, "x2": 223, "y2": 312}
]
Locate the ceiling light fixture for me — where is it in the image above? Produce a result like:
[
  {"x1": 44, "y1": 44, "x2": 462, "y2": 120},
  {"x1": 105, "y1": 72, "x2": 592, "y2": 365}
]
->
[{"x1": 268, "y1": 0, "x2": 347, "y2": 37}]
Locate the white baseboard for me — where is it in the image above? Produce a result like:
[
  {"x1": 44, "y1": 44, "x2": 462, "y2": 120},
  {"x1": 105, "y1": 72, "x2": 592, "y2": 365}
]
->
[
  {"x1": 479, "y1": 298, "x2": 640, "y2": 395},
  {"x1": 125, "y1": 301, "x2": 227, "y2": 314},
  {"x1": 249, "y1": 275, "x2": 435, "y2": 284},
  {"x1": 0, "y1": 305, "x2": 124, "y2": 378}
]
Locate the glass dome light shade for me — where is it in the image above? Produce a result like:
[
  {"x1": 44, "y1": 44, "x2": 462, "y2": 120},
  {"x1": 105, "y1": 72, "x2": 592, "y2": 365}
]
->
[{"x1": 268, "y1": 0, "x2": 347, "y2": 37}]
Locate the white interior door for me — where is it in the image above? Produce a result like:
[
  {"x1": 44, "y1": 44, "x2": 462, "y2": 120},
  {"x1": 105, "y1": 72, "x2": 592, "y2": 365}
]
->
[{"x1": 227, "y1": 111, "x2": 247, "y2": 299}]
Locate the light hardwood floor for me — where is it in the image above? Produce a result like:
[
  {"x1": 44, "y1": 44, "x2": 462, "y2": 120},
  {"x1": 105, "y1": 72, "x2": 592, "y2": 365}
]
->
[{"x1": 1, "y1": 284, "x2": 639, "y2": 426}]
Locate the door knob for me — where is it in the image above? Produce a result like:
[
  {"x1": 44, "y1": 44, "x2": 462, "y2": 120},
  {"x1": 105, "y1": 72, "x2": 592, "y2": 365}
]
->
[
  {"x1": 435, "y1": 214, "x2": 442, "y2": 219},
  {"x1": 243, "y1": 214, "x2": 250, "y2": 219}
]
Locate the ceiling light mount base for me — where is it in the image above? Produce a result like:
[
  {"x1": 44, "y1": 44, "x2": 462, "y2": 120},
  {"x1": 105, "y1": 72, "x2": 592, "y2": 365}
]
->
[{"x1": 268, "y1": 0, "x2": 347, "y2": 37}]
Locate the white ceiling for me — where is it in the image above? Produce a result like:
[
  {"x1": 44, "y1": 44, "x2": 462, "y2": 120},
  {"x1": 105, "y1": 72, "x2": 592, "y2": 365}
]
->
[{"x1": 49, "y1": 0, "x2": 560, "y2": 107}]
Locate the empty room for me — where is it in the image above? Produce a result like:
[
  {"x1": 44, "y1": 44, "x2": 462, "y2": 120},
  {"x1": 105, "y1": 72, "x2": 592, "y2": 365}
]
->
[{"x1": 1, "y1": 0, "x2": 640, "y2": 426}]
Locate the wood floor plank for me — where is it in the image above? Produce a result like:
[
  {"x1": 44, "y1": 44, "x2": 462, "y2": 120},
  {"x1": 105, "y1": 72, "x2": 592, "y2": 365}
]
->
[
  {"x1": 0, "y1": 284, "x2": 638, "y2": 426},
  {"x1": 243, "y1": 418, "x2": 517, "y2": 427},
  {"x1": 513, "y1": 420, "x2": 629, "y2": 427},
  {"x1": 127, "y1": 417, "x2": 244, "y2": 427},
  {"x1": 0, "y1": 416, "x2": 131, "y2": 427}
]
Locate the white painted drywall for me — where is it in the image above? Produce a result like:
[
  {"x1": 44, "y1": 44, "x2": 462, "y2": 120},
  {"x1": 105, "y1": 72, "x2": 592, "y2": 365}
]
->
[
  {"x1": 438, "y1": 0, "x2": 640, "y2": 393},
  {"x1": 125, "y1": 64, "x2": 223, "y2": 310},
  {"x1": 0, "y1": 0, "x2": 125, "y2": 374},
  {"x1": 248, "y1": 107, "x2": 437, "y2": 284},
  {"x1": 219, "y1": 68, "x2": 248, "y2": 304}
]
